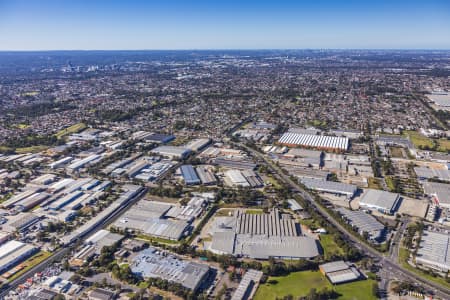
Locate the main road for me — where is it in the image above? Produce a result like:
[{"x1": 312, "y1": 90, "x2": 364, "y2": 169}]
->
[{"x1": 236, "y1": 142, "x2": 450, "y2": 299}]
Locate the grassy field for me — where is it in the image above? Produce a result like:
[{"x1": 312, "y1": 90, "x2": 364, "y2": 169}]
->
[
  {"x1": 403, "y1": 130, "x2": 434, "y2": 149},
  {"x1": 136, "y1": 234, "x2": 179, "y2": 245},
  {"x1": 319, "y1": 234, "x2": 345, "y2": 259},
  {"x1": 385, "y1": 176, "x2": 396, "y2": 192},
  {"x1": 254, "y1": 271, "x2": 377, "y2": 300},
  {"x1": 437, "y1": 139, "x2": 450, "y2": 152},
  {"x1": 15, "y1": 145, "x2": 50, "y2": 154},
  {"x1": 55, "y1": 122, "x2": 87, "y2": 138},
  {"x1": 367, "y1": 177, "x2": 382, "y2": 190},
  {"x1": 389, "y1": 146, "x2": 404, "y2": 158},
  {"x1": 245, "y1": 209, "x2": 264, "y2": 214}
]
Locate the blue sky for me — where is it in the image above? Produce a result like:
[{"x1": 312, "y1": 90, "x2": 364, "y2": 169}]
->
[{"x1": 0, "y1": 0, "x2": 449, "y2": 50}]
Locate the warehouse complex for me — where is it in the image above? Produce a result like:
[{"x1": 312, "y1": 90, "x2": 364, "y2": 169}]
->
[
  {"x1": 151, "y1": 146, "x2": 191, "y2": 159},
  {"x1": 416, "y1": 230, "x2": 450, "y2": 272},
  {"x1": 209, "y1": 209, "x2": 319, "y2": 259},
  {"x1": 336, "y1": 208, "x2": 386, "y2": 242},
  {"x1": 359, "y1": 189, "x2": 401, "y2": 215},
  {"x1": 131, "y1": 247, "x2": 210, "y2": 291},
  {"x1": 278, "y1": 132, "x2": 349, "y2": 152},
  {"x1": 113, "y1": 195, "x2": 209, "y2": 240}
]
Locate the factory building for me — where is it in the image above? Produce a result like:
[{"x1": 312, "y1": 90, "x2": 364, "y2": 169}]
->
[
  {"x1": 195, "y1": 166, "x2": 217, "y2": 185},
  {"x1": 300, "y1": 178, "x2": 358, "y2": 199},
  {"x1": 359, "y1": 189, "x2": 400, "y2": 215},
  {"x1": 278, "y1": 132, "x2": 349, "y2": 152},
  {"x1": 49, "y1": 157, "x2": 73, "y2": 169},
  {"x1": 213, "y1": 158, "x2": 257, "y2": 170},
  {"x1": 414, "y1": 167, "x2": 450, "y2": 182},
  {"x1": 0, "y1": 240, "x2": 37, "y2": 274},
  {"x1": 151, "y1": 146, "x2": 191, "y2": 160},
  {"x1": 336, "y1": 208, "x2": 386, "y2": 242},
  {"x1": 423, "y1": 181, "x2": 450, "y2": 209},
  {"x1": 225, "y1": 169, "x2": 250, "y2": 187},
  {"x1": 145, "y1": 133, "x2": 175, "y2": 144},
  {"x1": 185, "y1": 138, "x2": 211, "y2": 152},
  {"x1": 180, "y1": 165, "x2": 201, "y2": 185},
  {"x1": 66, "y1": 154, "x2": 103, "y2": 173},
  {"x1": 416, "y1": 230, "x2": 450, "y2": 272},
  {"x1": 131, "y1": 247, "x2": 210, "y2": 291},
  {"x1": 231, "y1": 269, "x2": 263, "y2": 300},
  {"x1": 209, "y1": 209, "x2": 319, "y2": 259},
  {"x1": 319, "y1": 261, "x2": 361, "y2": 284}
]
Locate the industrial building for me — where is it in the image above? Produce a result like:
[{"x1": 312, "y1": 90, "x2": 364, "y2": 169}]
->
[
  {"x1": 336, "y1": 208, "x2": 386, "y2": 242},
  {"x1": 85, "y1": 229, "x2": 124, "y2": 253},
  {"x1": 278, "y1": 132, "x2": 349, "y2": 152},
  {"x1": 195, "y1": 166, "x2": 217, "y2": 185},
  {"x1": 359, "y1": 189, "x2": 401, "y2": 215},
  {"x1": 113, "y1": 201, "x2": 188, "y2": 240},
  {"x1": 0, "y1": 240, "x2": 37, "y2": 273},
  {"x1": 185, "y1": 138, "x2": 211, "y2": 152},
  {"x1": 414, "y1": 167, "x2": 450, "y2": 182},
  {"x1": 213, "y1": 157, "x2": 257, "y2": 170},
  {"x1": 180, "y1": 165, "x2": 201, "y2": 185},
  {"x1": 416, "y1": 230, "x2": 450, "y2": 272},
  {"x1": 423, "y1": 181, "x2": 450, "y2": 209},
  {"x1": 4, "y1": 213, "x2": 40, "y2": 233},
  {"x1": 151, "y1": 146, "x2": 191, "y2": 159},
  {"x1": 300, "y1": 178, "x2": 358, "y2": 199},
  {"x1": 225, "y1": 169, "x2": 250, "y2": 187},
  {"x1": 145, "y1": 133, "x2": 175, "y2": 144},
  {"x1": 66, "y1": 154, "x2": 103, "y2": 173},
  {"x1": 209, "y1": 209, "x2": 319, "y2": 259},
  {"x1": 319, "y1": 261, "x2": 361, "y2": 284},
  {"x1": 131, "y1": 247, "x2": 210, "y2": 291},
  {"x1": 231, "y1": 269, "x2": 263, "y2": 300}
]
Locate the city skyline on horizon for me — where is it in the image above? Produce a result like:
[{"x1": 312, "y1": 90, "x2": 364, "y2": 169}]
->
[{"x1": 0, "y1": 0, "x2": 450, "y2": 51}]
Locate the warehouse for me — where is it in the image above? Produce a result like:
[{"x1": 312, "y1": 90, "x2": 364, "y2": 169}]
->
[
  {"x1": 319, "y1": 261, "x2": 361, "y2": 284},
  {"x1": 85, "y1": 229, "x2": 124, "y2": 253},
  {"x1": 151, "y1": 146, "x2": 191, "y2": 159},
  {"x1": 66, "y1": 154, "x2": 103, "y2": 173},
  {"x1": 48, "y1": 190, "x2": 84, "y2": 211},
  {"x1": 180, "y1": 165, "x2": 201, "y2": 185},
  {"x1": 195, "y1": 166, "x2": 217, "y2": 185},
  {"x1": 49, "y1": 157, "x2": 73, "y2": 169},
  {"x1": 231, "y1": 269, "x2": 263, "y2": 300},
  {"x1": 241, "y1": 170, "x2": 264, "y2": 188},
  {"x1": 0, "y1": 240, "x2": 37, "y2": 273},
  {"x1": 131, "y1": 247, "x2": 210, "y2": 291},
  {"x1": 225, "y1": 169, "x2": 250, "y2": 187},
  {"x1": 414, "y1": 167, "x2": 450, "y2": 182},
  {"x1": 113, "y1": 200, "x2": 191, "y2": 240},
  {"x1": 336, "y1": 208, "x2": 386, "y2": 242},
  {"x1": 209, "y1": 209, "x2": 319, "y2": 259},
  {"x1": 5, "y1": 213, "x2": 40, "y2": 232},
  {"x1": 30, "y1": 174, "x2": 57, "y2": 185},
  {"x1": 2, "y1": 189, "x2": 42, "y2": 209},
  {"x1": 416, "y1": 230, "x2": 450, "y2": 272},
  {"x1": 185, "y1": 138, "x2": 211, "y2": 152},
  {"x1": 213, "y1": 157, "x2": 257, "y2": 170},
  {"x1": 359, "y1": 189, "x2": 401, "y2": 215},
  {"x1": 14, "y1": 192, "x2": 50, "y2": 211},
  {"x1": 423, "y1": 181, "x2": 450, "y2": 208},
  {"x1": 278, "y1": 132, "x2": 349, "y2": 152},
  {"x1": 145, "y1": 133, "x2": 175, "y2": 144},
  {"x1": 300, "y1": 178, "x2": 358, "y2": 199}
]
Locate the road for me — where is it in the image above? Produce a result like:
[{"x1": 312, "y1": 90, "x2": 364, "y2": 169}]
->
[
  {"x1": 237, "y1": 142, "x2": 450, "y2": 299},
  {"x1": 0, "y1": 187, "x2": 147, "y2": 299}
]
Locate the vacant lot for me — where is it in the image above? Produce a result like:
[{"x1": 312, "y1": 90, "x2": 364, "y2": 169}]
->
[{"x1": 254, "y1": 271, "x2": 377, "y2": 300}]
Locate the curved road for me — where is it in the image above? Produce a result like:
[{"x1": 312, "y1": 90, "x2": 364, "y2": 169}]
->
[{"x1": 238, "y1": 142, "x2": 450, "y2": 299}]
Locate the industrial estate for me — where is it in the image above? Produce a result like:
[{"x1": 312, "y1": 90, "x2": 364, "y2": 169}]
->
[{"x1": 0, "y1": 48, "x2": 448, "y2": 300}]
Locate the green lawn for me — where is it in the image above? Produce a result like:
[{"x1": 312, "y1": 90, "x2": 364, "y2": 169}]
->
[
  {"x1": 319, "y1": 234, "x2": 345, "y2": 259},
  {"x1": 254, "y1": 271, "x2": 377, "y2": 300},
  {"x1": 245, "y1": 209, "x2": 264, "y2": 214},
  {"x1": 437, "y1": 139, "x2": 450, "y2": 152},
  {"x1": 55, "y1": 122, "x2": 87, "y2": 138},
  {"x1": 136, "y1": 234, "x2": 179, "y2": 245},
  {"x1": 403, "y1": 130, "x2": 434, "y2": 149},
  {"x1": 367, "y1": 177, "x2": 382, "y2": 190}
]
